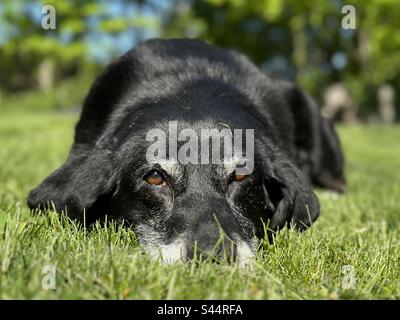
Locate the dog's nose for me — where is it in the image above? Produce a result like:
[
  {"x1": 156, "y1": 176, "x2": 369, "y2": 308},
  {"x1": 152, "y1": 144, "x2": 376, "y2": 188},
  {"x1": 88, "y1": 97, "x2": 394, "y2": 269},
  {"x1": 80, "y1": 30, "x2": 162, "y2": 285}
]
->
[{"x1": 186, "y1": 223, "x2": 237, "y2": 262}]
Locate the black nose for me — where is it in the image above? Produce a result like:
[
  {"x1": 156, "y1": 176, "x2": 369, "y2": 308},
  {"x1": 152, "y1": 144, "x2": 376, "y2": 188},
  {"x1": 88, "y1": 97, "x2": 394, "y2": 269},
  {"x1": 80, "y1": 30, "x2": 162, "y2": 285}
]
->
[{"x1": 186, "y1": 223, "x2": 237, "y2": 262}]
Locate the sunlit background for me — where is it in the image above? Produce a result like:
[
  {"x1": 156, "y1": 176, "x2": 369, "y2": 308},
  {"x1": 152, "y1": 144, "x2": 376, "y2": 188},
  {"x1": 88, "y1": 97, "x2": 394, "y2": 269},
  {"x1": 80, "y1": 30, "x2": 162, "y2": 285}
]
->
[{"x1": 1, "y1": 0, "x2": 399, "y2": 122}]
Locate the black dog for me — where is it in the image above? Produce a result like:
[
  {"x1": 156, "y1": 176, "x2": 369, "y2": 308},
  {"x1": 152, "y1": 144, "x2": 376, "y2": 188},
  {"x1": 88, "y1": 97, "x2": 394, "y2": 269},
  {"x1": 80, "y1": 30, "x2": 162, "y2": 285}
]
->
[{"x1": 28, "y1": 39, "x2": 345, "y2": 264}]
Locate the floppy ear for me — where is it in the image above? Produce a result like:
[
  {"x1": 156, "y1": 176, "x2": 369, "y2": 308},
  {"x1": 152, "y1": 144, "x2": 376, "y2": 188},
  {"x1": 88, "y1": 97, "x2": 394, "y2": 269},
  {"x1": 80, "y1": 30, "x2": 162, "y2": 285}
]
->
[
  {"x1": 261, "y1": 146, "x2": 320, "y2": 233},
  {"x1": 281, "y1": 81, "x2": 346, "y2": 193},
  {"x1": 315, "y1": 117, "x2": 346, "y2": 192},
  {"x1": 27, "y1": 149, "x2": 117, "y2": 223}
]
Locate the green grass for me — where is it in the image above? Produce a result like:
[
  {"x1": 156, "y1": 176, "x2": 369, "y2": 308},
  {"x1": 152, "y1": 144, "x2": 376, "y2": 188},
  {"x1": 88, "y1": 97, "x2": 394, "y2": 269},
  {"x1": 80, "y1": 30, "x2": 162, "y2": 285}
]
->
[
  {"x1": 0, "y1": 112, "x2": 399, "y2": 299},
  {"x1": 0, "y1": 74, "x2": 94, "y2": 113}
]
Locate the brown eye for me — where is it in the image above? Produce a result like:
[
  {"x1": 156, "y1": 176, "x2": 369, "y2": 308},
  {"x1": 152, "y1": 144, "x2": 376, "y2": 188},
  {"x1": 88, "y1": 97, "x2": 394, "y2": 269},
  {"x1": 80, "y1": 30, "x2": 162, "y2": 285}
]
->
[
  {"x1": 144, "y1": 170, "x2": 165, "y2": 185},
  {"x1": 234, "y1": 174, "x2": 247, "y2": 182}
]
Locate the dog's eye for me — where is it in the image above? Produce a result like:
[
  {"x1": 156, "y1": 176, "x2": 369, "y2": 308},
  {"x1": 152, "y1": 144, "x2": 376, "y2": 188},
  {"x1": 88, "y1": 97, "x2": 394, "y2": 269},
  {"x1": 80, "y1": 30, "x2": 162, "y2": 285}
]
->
[
  {"x1": 144, "y1": 170, "x2": 165, "y2": 186},
  {"x1": 233, "y1": 173, "x2": 247, "y2": 182}
]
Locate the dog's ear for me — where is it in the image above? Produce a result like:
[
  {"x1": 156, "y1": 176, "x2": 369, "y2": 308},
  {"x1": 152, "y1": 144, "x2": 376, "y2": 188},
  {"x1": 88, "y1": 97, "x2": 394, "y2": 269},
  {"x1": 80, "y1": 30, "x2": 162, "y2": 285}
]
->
[
  {"x1": 280, "y1": 81, "x2": 346, "y2": 193},
  {"x1": 316, "y1": 117, "x2": 346, "y2": 192},
  {"x1": 27, "y1": 149, "x2": 117, "y2": 223},
  {"x1": 261, "y1": 148, "x2": 320, "y2": 233}
]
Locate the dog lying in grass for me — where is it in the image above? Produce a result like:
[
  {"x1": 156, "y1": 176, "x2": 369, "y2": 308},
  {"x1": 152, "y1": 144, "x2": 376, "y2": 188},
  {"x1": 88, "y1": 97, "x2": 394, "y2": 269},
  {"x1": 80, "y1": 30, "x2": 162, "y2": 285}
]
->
[{"x1": 28, "y1": 39, "x2": 345, "y2": 264}]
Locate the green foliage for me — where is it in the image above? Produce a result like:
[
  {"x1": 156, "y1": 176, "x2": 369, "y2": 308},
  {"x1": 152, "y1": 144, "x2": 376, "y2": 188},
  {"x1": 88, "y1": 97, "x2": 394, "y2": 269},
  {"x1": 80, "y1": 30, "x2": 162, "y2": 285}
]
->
[
  {"x1": 1, "y1": 0, "x2": 399, "y2": 114},
  {"x1": 0, "y1": 0, "x2": 156, "y2": 92},
  {"x1": 162, "y1": 0, "x2": 400, "y2": 113},
  {"x1": 0, "y1": 113, "x2": 399, "y2": 298}
]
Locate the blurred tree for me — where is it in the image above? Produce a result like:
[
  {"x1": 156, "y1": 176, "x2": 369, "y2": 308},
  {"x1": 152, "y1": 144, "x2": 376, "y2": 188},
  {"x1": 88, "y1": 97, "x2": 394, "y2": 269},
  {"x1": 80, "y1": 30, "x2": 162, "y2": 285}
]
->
[
  {"x1": 0, "y1": 0, "x2": 158, "y2": 92},
  {"x1": 1, "y1": 0, "x2": 399, "y2": 117},
  {"x1": 162, "y1": 0, "x2": 400, "y2": 116}
]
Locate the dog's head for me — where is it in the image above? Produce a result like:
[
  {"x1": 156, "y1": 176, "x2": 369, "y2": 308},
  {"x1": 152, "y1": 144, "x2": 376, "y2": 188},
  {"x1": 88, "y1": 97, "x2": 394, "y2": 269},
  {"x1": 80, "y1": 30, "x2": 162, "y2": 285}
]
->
[{"x1": 28, "y1": 82, "x2": 319, "y2": 265}]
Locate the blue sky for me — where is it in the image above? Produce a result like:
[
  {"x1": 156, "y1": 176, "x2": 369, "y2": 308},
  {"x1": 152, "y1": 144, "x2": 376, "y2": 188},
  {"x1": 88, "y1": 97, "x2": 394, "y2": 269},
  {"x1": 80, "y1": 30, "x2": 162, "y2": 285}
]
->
[{"x1": 0, "y1": 0, "x2": 170, "y2": 63}]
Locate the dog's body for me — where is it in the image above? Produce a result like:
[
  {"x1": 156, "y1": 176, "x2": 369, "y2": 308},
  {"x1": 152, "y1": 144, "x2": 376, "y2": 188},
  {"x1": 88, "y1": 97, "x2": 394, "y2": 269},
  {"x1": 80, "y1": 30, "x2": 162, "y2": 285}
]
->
[{"x1": 28, "y1": 39, "x2": 345, "y2": 263}]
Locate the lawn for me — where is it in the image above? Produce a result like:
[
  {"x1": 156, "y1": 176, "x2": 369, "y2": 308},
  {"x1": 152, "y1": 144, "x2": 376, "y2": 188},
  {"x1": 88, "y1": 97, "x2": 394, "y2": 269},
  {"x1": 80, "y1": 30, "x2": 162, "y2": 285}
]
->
[{"x1": 0, "y1": 111, "x2": 399, "y2": 299}]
